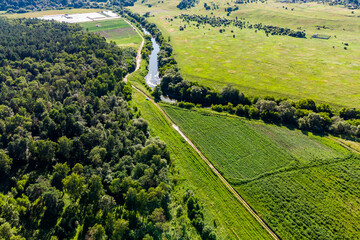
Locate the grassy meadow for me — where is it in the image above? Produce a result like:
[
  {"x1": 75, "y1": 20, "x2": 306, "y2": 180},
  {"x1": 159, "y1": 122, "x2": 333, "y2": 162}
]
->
[
  {"x1": 130, "y1": 90, "x2": 273, "y2": 239},
  {"x1": 163, "y1": 105, "x2": 360, "y2": 239},
  {"x1": 129, "y1": 0, "x2": 360, "y2": 108},
  {"x1": 79, "y1": 19, "x2": 142, "y2": 48}
]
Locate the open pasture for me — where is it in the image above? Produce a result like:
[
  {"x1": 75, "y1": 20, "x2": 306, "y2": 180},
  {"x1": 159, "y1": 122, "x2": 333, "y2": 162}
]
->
[
  {"x1": 79, "y1": 19, "x2": 142, "y2": 48},
  {"x1": 129, "y1": 0, "x2": 360, "y2": 108},
  {"x1": 162, "y1": 105, "x2": 360, "y2": 239}
]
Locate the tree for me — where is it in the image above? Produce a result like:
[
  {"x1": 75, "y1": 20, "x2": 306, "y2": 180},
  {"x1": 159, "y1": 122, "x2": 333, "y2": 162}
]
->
[
  {"x1": 51, "y1": 163, "x2": 70, "y2": 190},
  {"x1": 62, "y1": 173, "x2": 86, "y2": 201},
  {"x1": 87, "y1": 224, "x2": 106, "y2": 240},
  {"x1": 57, "y1": 136, "x2": 73, "y2": 162},
  {"x1": 221, "y1": 84, "x2": 240, "y2": 105},
  {"x1": 153, "y1": 86, "x2": 162, "y2": 102},
  {"x1": 0, "y1": 150, "x2": 12, "y2": 177},
  {"x1": 88, "y1": 175, "x2": 104, "y2": 204},
  {"x1": 112, "y1": 219, "x2": 129, "y2": 240}
]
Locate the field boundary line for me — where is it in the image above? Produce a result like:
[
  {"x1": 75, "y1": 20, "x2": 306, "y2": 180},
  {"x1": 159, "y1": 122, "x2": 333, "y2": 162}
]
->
[{"x1": 123, "y1": 15, "x2": 280, "y2": 240}]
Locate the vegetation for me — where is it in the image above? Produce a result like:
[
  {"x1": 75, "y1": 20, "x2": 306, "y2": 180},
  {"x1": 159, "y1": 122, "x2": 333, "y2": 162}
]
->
[
  {"x1": 177, "y1": 0, "x2": 198, "y2": 10},
  {"x1": 163, "y1": 105, "x2": 360, "y2": 239},
  {"x1": 79, "y1": 19, "x2": 142, "y2": 48},
  {"x1": 179, "y1": 14, "x2": 306, "y2": 38},
  {"x1": 130, "y1": 90, "x2": 273, "y2": 239},
  {"x1": 128, "y1": 0, "x2": 360, "y2": 107},
  {"x1": 125, "y1": 8, "x2": 360, "y2": 140},
  {"x1": 0, "y1": 17, "x2": 196, "y2": 240},
  {"x1": 0, "y1": 0, "x2": 137, "y2": 12}
]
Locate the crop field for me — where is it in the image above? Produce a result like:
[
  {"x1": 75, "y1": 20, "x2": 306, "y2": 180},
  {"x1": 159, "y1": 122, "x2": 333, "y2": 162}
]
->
[
  {"x1": 129, "y1": 0, "x2": 360, "y2": 108},
  {"x1": 130, "y1": 90, "x2": 273, "y2": 239},
  {"x1": 162, "y1": 106, "x2": 350, "y2": 181},
  {"x1": 79, "y1": 19, "x2": 142, "y2": 48},
  {"x1": 162, "y1": 105, "x2": 360, "y2": 239},
  {"x1": 238, "y1": 157, "x2": 360, "y2": 239}
]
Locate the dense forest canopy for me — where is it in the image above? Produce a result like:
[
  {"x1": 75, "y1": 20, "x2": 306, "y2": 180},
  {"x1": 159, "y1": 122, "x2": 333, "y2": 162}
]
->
[
  {"x1": 0, "y1": 17, "x2": 217, "y2": 239},
  {"x1": 0, "y1": 0, "x2": 138, "y2": 12}
]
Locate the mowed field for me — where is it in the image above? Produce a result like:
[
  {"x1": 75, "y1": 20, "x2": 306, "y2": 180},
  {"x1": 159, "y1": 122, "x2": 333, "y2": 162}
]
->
[
  {"x1": 79, "y1": 19, "x2": 142, "y2": 48},
  {"x1": 129, "y1": 0, "x2": 360, "y2": 107},
  {"x1": 162, "y1": 105, "x2": 360, "y2": 239},
  {"x1": 130, "y1": 90, "x2": 273, "y2": 239}
]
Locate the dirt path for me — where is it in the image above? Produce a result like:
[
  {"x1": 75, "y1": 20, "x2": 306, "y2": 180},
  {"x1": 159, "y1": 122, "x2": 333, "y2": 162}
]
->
[
  {"x1": 122, "y1": 16, "x2": 144, "y2": 83},
  {"x1": 123, "y1": 16, "x2": 279, "y2": 240}
]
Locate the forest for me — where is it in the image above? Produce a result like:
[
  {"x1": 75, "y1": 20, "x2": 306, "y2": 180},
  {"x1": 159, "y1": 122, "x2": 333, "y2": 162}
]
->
[
  {"x1": 0, "y1": 0, "x2": 137, "y2": 12},
  {"x1": 0, "y1": 17, "x2": 215, "y2": 239}
]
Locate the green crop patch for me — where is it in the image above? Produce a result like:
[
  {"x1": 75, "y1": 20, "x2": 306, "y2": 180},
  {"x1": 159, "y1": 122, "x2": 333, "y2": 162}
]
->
[
  {"x1": 162, "y1": 105, "x2": 359, "y2": 239},
  {"x1": 162, "y1": 105, "x2": 350, "y2": 181},
  {"x1": 79, "y1": 19, "x2": 142, "y2": 48}
]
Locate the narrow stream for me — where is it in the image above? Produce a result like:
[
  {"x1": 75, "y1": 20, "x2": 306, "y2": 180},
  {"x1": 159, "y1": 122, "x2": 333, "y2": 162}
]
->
[{"x1": 142, "y1": 28, "x2": 176, "y2": 103}]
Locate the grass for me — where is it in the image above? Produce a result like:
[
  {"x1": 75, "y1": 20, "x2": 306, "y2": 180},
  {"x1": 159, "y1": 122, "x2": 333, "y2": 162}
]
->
[
  {"x1": 128, "y1": 0, "x2": 360, "y2": 108},
  {"x1": 79, "y1": 19, "x2": 142, "y2": 48},
  {"x1": 130, "y1": 90, "x2": 273, "y2": 239},
  {"x1": 162, "y1": 106, "x2": 350, "y2": 181},
  {"x1": 162, "y1": 105, "x2": 360, "y2": 239}
]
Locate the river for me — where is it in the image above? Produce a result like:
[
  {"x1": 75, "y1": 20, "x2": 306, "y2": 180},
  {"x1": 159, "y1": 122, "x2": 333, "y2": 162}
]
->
[{"x1": 143, "y1": 28, "x2": 176, "y2": 103}]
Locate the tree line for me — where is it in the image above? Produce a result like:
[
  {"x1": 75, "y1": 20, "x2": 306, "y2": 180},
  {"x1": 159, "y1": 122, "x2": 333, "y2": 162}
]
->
[
  {"x1": 0, "y1": 0, "x2": 137, "y2": 12},
  {"x1": 178, "y1": 14, "x2": 306, "y2": 38},
  {"x1": 0, "y1": 17, "x2": 212, "y2": 240}
]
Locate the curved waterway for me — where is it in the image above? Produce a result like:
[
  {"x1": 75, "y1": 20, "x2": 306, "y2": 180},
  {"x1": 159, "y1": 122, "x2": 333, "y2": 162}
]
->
[
  {"x1": 142, "y1": 28, "x2": 175, "y2": 103},
  {"x1": 143, "y1": 28, "x2": 161, "y2": 89}
]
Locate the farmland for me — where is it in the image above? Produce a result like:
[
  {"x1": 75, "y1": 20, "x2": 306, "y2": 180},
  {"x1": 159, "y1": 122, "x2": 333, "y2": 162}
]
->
[
  {"x1": 130, "y1": 89, "x2": 273, "y2": 239},
  {"x1": 79, "y1": 19, "x2": 143, "y2": 48},
  {"x1": 163, "y1": 105, "x2": 350, "y2": 181},
  {"x1": 129, "y1": 0, "x2": 360, "y2": 108},
  {"x1": 163, "y1": 105, "x2": 360, "y2": 239}
]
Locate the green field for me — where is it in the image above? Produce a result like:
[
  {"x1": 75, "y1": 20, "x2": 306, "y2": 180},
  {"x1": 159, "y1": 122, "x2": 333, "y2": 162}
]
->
[
  {"x1": 129, "y1": 0, "x2": 360, "y2": 108},
  {"x1": 163, "y1": 105, "x2": 360, "y2": 239},
  {"x1": 79, "y1": 19, "x2": 142, "y2": 48},
  {"x1": 163, "y1": 106, "x2": 350, "y2": 181},
  {"x1": 130, "y1": 89, "x2": 273, "y2": 239}
]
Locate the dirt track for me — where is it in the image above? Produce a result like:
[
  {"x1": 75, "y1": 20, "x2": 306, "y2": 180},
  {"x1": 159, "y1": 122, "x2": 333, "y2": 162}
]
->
[{"x1": 123, "y1": 15, "x2": 279, "y2": 240}]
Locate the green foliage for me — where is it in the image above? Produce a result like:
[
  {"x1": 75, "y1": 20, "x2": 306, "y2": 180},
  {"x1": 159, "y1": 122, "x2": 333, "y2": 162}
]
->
[
  {"x1": 164, "y1": 105, "x2": 360, "y2": 240},
  {"x1": 163, "y1": 106, "x2": 349, "y2": 181},
  {"x1": 0, "y1": 150, "x2": 12, "y2": 177},
  {"x1": 0, "y1": 17, "x2": 183, "y2": 240}
]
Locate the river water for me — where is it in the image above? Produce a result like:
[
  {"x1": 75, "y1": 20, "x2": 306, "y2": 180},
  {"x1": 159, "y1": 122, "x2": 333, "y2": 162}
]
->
[
  {"x1": 143, "y1": 28, "x2": 161, "y2": 89},
  {"x1": 142, "y1": 28, "x2": 176, "y2": 103}
]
